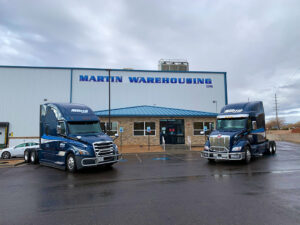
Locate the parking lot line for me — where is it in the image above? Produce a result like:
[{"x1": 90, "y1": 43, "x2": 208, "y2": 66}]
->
[{"x1": 135, "y1": 154, "x2": 142, "y2": 163}]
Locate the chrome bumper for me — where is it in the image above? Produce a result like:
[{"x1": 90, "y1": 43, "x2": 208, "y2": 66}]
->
[
  {"x1": 202, "y1": 150, "x2": 245, "y2": 160},
  {"x1": 78, "y1": 153, "x2": 122, "y2": 168}
]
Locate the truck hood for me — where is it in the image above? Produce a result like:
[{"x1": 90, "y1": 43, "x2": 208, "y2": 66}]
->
[
  {"x1": 210, "y1": 129, "x2": 247, "y2": 142},
  {"x1": 69, "y1": 133, "x2": 113, "y2": 146}
]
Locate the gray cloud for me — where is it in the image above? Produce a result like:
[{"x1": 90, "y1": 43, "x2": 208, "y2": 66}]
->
[{"x1": 0, "y1": 0, "x2": 300, "y2": 122}]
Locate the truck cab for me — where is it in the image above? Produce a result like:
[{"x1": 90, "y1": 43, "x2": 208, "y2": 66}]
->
[
  {"x1": 25, "y1": 103, "x2": 120, "y2": 172},
  {"x1": 202, "y1": 101, "x2": 276, "y2": 163}
]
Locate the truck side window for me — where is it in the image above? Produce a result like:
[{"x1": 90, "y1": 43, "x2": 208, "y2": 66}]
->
[{"x1": 45, "y1": 107, "x2": 58, "y2": 136}]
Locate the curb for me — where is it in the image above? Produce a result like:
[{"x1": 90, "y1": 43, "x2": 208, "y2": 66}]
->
[{"x1": 14, "y1": 161, "x2": 26, "y2": 167}]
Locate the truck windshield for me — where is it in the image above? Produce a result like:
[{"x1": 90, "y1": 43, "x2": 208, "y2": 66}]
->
[
  {"x1": 68, "y1": 121, "x2": 102, "y2": 135},
  {"x1": 217, "y1": 118, "x2": 248, "y2": 130}
]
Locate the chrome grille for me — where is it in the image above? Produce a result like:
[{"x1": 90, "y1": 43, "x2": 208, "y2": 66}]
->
[
  {"x1": 209, "y1": 135, "x2": 230, "y2": 152},
  {"x1": 93, "y1": 141, "x2": 114, "y2": 156}
]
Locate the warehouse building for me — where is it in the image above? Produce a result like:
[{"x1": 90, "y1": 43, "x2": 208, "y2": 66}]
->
[{"x1": 0, "y1": 65, "x2": 227, "y2": 148}]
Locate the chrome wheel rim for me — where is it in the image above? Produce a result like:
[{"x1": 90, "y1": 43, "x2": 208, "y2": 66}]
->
[
  {"x1": 68, "y1": 157, "x2": 75, "y2": 170},
  {"x1": 3, "y1": 152, "x2": 9, "y2": 159},
  {"x1": 269, "y1": 145, "x2": 273, "y2": 154},
  {"x1": 25, "y1": 153, "x2": 28, "y2": 161},
  {"x1": 273, "y1": 145, "x2": 276, "y2": 153},
  {"x1": 246, "y1": 149, "x2": 251, "y2": 162},
  {"x1": 31, "y1": 153, "x2": 35, "y2": 162}
]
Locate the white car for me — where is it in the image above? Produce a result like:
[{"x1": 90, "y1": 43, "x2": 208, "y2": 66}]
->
[{"x1": 0, "y1": 142, "x2": 39, "y2": 159}]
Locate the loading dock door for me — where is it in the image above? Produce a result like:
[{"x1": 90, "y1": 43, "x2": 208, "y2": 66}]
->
[{"x1": 0, "y1": 123, "x2": 9, "y2": 148}]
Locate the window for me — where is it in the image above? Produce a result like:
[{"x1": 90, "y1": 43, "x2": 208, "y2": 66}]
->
[
  {"x1": 15, "y1": 143, "x2": 26, "y2": 148},
  {"x1": 100, "y1": 122, "x2": 118, "y2": 136},
  {"x1": 134, "y1": 122, "x2": 156, "y2": 136},
  {"x1": 68, "y1": 121, "x2": 102, "y2": 135},
  {"x1": 193, "y1": 122, "x2": 214, "y2": 135}
]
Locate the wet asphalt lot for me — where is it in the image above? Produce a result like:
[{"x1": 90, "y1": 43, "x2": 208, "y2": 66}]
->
[{"x1": 1, "y1": 142, "x2": 300, "y2": 225}]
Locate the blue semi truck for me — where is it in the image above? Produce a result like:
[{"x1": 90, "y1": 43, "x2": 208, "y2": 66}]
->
[
  {"x1": 201, "y1": 101, "x2": 276, "y2": 164},
  {"x1": 24, "y1": 103, "x2": 120, "y2": 172}
]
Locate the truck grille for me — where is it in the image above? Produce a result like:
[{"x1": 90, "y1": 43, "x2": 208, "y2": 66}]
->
[
  {"x1": 209, "y1": 135, "x2": 230, "y2": 152},
  {"x1": 93, "y1": 141, "x2": 114, "y2": 156}
]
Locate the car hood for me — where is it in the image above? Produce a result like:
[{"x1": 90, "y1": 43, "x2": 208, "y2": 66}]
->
[{"x1": 0, "y1": 147, "x2": 13, "y2": 152}]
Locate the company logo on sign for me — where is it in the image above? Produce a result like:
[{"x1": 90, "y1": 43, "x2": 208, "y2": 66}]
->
[
  {"x1": 79, "y1": 75, "x2": 213, "y2": 87},
  {"x1": 71, "y1": 109, "x2": 88, "y2": 113}
]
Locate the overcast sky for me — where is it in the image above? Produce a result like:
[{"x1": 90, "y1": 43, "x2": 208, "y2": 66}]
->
[{"x1": 0, "y1": 0, "x2": 299, "y2": 123}]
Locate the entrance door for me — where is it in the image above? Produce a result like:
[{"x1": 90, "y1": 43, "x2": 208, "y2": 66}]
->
[{"x1": 160, "y1": 119, "x2": 185, "y2": 144}]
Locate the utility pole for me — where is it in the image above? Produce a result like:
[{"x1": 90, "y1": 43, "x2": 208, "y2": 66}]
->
[
  {"x1": 275, "y1": 93, "x2": 280, "y2": 129},
  {"x1": 108, "y1": 69, "x2": 111, "y2": 135},
  {"x1": 213, "y1": 100, "x2": 218, "y2": 113}
]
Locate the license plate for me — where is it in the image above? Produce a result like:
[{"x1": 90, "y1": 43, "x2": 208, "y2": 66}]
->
[
  {"x1": 97, "y1": 157, "x2": 104, "y2": 162},
  {"x1": 214, "y1": 153, "x2": 226, "y2": 159}
]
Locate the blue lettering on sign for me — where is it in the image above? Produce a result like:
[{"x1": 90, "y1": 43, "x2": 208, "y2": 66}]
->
[
  {"x1": 79, "y1": 75, "x2": 213, "y2": 87},
  {"x1": 129, "y1": 77, "x2": 139, "y2": 83}
]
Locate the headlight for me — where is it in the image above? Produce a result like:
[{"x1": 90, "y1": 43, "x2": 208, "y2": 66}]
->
[
  {"x1": 73, "y1": 146, "x2": 90, "y2": 156},
  {"x1": 232, "y1": 146, "x2": 242, "y2": 151},
  {"x1": 204, "y1": 145, "x2": 209, "y2": 150},
  {"x1": 78, "y1": 150, "x2": 90, "y2": 155},
  {"x1": 113, "y1": 144, "x2": 118, "y2": 153}
]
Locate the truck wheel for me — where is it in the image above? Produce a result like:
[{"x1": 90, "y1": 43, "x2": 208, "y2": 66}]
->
[
  {"x1": 30, "y1": 151, "x2": 38, "y2": 164},
  {"x1": 244, "y1": 146, "x2": 251, "y2": 164},
  {"x1": 269, "y1": 142, "x2": 276, "y2": 155},
  {"x1": 66, "y1": 154, "x2": 77, "y2": 173},
  {"x1": 2, "y1": 151, "x2": 11, "y2": 159},
  {"x1": 24, "y1": 150, "x2": 30, "y2": 163},
  {"x1": 272, "y1": 142, "x2": 276, "y2": 154}
]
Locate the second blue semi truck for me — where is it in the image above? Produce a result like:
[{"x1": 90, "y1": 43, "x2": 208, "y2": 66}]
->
[
  {"x1": 202, "y1": 101, "x2": 276, "y2": 163},
  {"x1": 24, "y1": 103, "x2": 120, "y2": 172}
]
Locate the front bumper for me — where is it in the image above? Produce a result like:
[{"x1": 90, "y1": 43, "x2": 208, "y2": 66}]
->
[
  {"x1": 201, "y1": 150, "x2": 245, "y2": 160},
  {"x1": 76, "y1": 153, "x2": 122, "y2": 170}
]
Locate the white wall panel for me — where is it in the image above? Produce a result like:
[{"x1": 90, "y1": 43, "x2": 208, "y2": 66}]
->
[{"x1": 0, "y1": 67, "x2": 70, "y2": 139}]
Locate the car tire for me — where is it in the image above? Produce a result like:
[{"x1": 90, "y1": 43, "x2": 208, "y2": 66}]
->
[
  {"x1": 66, "y1": 154, "x2": 77, "y2": 173},
  {"x1": 30, "y1": 151, "x2": 38, "y2": 164},
  {"x1": 24, "y1": 150, "x2": 30, "y2": 163},
  {"x1": 2, "y1": 151, "x2": 11, "y2": 159},
  {"x1": 244, "y1": 146, "x2": 251, "y2": 164}
]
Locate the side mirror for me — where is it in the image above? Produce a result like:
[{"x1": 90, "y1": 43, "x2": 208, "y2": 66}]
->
[
  {"x1": 252, "y1": 121, "x2": 257, "y2": 130},
  {"x1": 113, "y1": 133, "x2": 119, "y2": 141},
  {"x1": 57, "y1": 125, "x2": 62, "y2": 135}
]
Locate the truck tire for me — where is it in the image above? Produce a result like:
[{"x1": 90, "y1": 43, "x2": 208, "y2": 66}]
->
[
  {"x1": 1, "y1": 151, "x2": 11, "y2": 159},
  {"x1": 30, "y1": 151, "x2": 38, "y2": 164},
  {"x1": 269, "y1": 142, "x2": 276, "y2": 155},
  {"x1": 244, "y1": 146, "x2": 251, "y2": 164},
  {"x1": 24, "y1": 150, "x2": 30, "y2": 163},
  {"x1": 66, "y1": 154, "x2": 77, "y2": 173}
]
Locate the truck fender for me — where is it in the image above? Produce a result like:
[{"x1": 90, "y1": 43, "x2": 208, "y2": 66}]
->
[{"x1": 236, "y1": 140, "x2": 251, "y2": 152}]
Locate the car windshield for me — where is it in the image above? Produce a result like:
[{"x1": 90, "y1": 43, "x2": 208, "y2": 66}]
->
[
  {"x1": 217, "y1": 118, "x2": 248, "y2": 130},
  {"x1": 68, "y1": 121, "x2": 102, "y2": 135}
]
